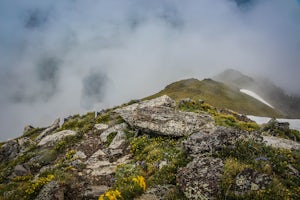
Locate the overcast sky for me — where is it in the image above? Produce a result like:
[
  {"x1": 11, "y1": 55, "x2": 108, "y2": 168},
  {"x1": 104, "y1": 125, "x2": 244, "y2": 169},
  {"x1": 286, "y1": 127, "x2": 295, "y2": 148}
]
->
[{"x1": 0, "y1": 0, "x2": 300, "y2": 141}]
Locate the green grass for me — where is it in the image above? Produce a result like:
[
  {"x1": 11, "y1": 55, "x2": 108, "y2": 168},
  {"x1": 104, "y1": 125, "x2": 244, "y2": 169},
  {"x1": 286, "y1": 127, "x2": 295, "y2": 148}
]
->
[
  {"x1": 146, "y1": 78, "x2": 281, "y2": 117},
  {"x1": 58, "y1": 112, "x2": 95, "y2": 134}
]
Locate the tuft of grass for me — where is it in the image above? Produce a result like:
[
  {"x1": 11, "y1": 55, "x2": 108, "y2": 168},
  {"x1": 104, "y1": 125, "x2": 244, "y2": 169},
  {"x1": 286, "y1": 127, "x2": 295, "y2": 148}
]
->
[
  {"x1": 58, "y1": 112, "x2": 95, "y2": 134},
  {"x1": 106, "y1": 132, "x2": 118, "y2": 146},
  {"x1": 95, "y1": 112, "x2": 111, "y2": 124},
  {"x1": 54, "y1": 132, "x2": 83, "y2": 153},
  {"x1": 176, "y1": 99, "x2": 260, "y2": 131},
  {"x1": 130, "y1": 135, "x2": 190, "y2": 186},
  {"x1": 22, "y1": 127, "x2": 46, "y2": 140}
]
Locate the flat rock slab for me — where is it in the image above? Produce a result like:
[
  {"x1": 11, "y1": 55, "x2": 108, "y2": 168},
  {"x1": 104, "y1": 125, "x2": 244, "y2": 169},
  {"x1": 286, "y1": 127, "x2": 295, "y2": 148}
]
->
[
  {"x1": 263, "y1": 135, "x2": 300, "y2": 150},
  {"x1": 184, "y1": 127, "x2": 262, "y2": 157},
  {"x1": 38, "y1": 130, "x2": 77, "y2": 147},
  {"x1": 115, "y1": 96, "x2": 213, "y2": 137}
]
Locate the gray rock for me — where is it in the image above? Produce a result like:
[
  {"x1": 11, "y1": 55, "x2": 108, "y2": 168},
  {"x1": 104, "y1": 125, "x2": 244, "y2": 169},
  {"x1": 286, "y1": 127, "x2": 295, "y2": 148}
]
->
[
  {"x1": 85, "y1": 152, "x2": 131, "y2": 176},
  {"x1": 74, "y1": 150, "x2": 87, "y2": 159},
  {"x1": 100, "y1": 123, "x2": 127, "y2": 143},
  {"x1": 38, "y1": 130, "x2": 77, "y2": 147},
  {"x1": 136, "y1": 185, "x2": 178, "y2": 200},
  {"x1": 35, "y1": 181, "x2": 61, "y2": 200},
  {"x1": 108, "y1": 130, "x2": 126, "y2": 149},
  {"x1": 178, "y1": 98, "x2": 192, "y2": 106},
  {"x1": 94, "y1": 123, "x2": 109, "y2": 132},
  {"x1": 14, "y1": 164, "x2": 30, "y2": 176},
  {"x1": 232, "y1": 168, "x2": 271, "y2": 195},
  {"x1": 0, "y1": 140, "x2": 20, "y2": 162},
  {"x1": 36, "y1": 118, "x2": 60, "y2": 141},
  {"x1": 84, "y1": 185, "x2": 109, "y2": 198},
  {"x1": 116, "y1": 95, "x2": 176, "y2": 115},
  {"x1": 184, "y1": 126, "x2": 262, "y2": 157},
  {"x1": 263, "y1": 135, "x2": 300, "y2": 150},
  {"x1": 18, "y1": 137, "x2": 36, "y2": 153},
  {"x1": 23, "y1": 125, "x2": 34, "y2": 134},
  {"x1": 116, "y1": 96, "x2": 213, "y2": 137},
  {"x1": 177, "y1": 157, "x2": 224, "y2": 200}
]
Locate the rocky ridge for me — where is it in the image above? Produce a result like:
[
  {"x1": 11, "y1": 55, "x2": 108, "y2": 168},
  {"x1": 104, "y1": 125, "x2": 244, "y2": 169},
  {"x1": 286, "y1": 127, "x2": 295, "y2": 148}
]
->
[{"x1": 0, "y1": 95, "x2": 299, "y2": 199}]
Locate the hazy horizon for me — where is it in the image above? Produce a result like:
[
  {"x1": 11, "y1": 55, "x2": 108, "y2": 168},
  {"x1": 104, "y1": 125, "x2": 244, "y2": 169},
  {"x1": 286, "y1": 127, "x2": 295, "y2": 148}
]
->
[{"x1": 1, "y1": 0, "x2": 300, "y2": 141}]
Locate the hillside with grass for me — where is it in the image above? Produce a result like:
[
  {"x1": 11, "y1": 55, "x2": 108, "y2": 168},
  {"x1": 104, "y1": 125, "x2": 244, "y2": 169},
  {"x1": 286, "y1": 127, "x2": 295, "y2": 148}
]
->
[
  {"x1": 146, "y1": 78, "x2": 281, "y2": 117},
  {"x1": 214, "y1": 69, "x2": 300, "y2": 118},
  {"x1": 0, "y1": 94, "x2": 299, "y2": 199}
]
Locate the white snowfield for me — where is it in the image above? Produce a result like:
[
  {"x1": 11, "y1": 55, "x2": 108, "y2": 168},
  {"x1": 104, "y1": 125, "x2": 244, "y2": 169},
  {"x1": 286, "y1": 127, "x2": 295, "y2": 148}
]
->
[
  {"x1": 247, "y1": 115, "x2": 300, "y2": 132},
  {"x1": 240, "y1": 89, "x2": 274, "y2": 108}
]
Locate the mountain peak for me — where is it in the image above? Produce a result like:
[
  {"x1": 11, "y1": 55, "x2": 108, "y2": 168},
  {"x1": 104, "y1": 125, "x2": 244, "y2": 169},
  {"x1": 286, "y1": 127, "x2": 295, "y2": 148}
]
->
[
  {"x1": 214, "y1": 69, "x2": 254, "y2": 86},
  {"x1": 147, "y1": 77, "x2": 280, "y2": 117}
]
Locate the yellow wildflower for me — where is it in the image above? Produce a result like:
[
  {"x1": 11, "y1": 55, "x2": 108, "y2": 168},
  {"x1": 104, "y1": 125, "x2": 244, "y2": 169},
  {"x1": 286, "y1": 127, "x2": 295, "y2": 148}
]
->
[
  {"x1": 132, "y1": 176, "x2": 146, "y2": 191},
  {"x1": 99, "y1": 189, "x2": 121, "y2": 200}
]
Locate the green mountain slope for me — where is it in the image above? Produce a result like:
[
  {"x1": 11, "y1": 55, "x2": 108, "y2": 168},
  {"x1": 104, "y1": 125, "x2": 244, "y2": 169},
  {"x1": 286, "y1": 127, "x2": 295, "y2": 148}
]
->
[
  {"x1": 146, "y1": 78, "x2": 281, "y2": 117},
  {"x1": 214, "y1": 69, "x2": 300, "y2": 118}
]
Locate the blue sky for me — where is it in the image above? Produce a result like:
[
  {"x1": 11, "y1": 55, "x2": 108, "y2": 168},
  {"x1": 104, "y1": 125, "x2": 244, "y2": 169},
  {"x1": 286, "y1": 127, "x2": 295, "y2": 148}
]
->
[{"x1": 0, "y1": 0, "x2": 300, "y2": 141}]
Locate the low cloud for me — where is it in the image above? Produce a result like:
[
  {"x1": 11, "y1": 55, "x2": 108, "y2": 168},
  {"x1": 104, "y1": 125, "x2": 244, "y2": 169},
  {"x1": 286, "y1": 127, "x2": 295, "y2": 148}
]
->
[{"x1": 0, "y1": 0, "x2": 299, "y2": 141}]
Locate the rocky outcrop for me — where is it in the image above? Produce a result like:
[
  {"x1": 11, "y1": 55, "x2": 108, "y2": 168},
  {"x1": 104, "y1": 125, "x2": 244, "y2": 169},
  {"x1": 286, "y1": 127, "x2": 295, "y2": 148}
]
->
[
  {"x1": 263, "y1": 135, "x2": 300, "y2": 150},
  {"x1": 23, "y1": 125, "x2": 34, "y2": 134},
  {"x1": 115, "y1": 96, "x2": 213, "y2": 137},
  {"x1": 35, "y1": 181, "x2": 62, "y2": 200},
  {"x1": 38, "y1": 130, "x2": 77, "y2": 147},
  {"x1": 18, "y1": 137, "x2": 36, "y2": 153},
  {"x1": 0, "y1": 140, "x2": 19, "y2": 162},
  {"x1": 177, "y1": 157, "x2": 224, "y2": 199},
  {"x1": 36, "y1": 118, "x2": 60, "y2": 141},
  {"x1": 184, "y1": 126, "x2": 262, "y2": 157}
]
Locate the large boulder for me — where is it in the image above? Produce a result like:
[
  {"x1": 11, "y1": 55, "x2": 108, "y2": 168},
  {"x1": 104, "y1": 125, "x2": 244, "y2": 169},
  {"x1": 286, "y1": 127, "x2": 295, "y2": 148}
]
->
[
  {"x1": 177, "y1": 157, "x2": 224, "y2": 199},
  {"x1": 184, "y1": 126, "x2": 262, "y2": 157},
  {"x1": 38, "y1": 130, "x2": 77, "y2": 147},
  {"x1": 115, "y1": 96, "x2": 213, "y2": 137}
]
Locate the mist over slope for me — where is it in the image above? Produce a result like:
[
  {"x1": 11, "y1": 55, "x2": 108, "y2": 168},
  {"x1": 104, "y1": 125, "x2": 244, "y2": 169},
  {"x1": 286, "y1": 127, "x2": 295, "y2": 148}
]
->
[{"x1": 214, "y1": 69, "x2": 300, "y2": 118}]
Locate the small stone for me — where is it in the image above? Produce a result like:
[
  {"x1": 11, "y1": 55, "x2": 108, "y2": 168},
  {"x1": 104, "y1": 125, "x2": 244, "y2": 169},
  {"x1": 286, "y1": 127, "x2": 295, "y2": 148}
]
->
[
  {"x1": 14, "y1": 164, "x2": 30, "y2": 176},
  {"x1": 94, "y1": 123, "x2": 109, "y2": 132}
]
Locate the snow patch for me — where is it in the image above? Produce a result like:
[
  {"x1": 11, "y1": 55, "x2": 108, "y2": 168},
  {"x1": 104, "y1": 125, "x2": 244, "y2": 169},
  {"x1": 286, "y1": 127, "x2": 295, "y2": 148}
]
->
[
  {"x1": 240, "y1": 89, "x2": 274, "y2": 108},
  {"x1": 247, "y1": 115, "x2": 300, "y2": 132}
]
